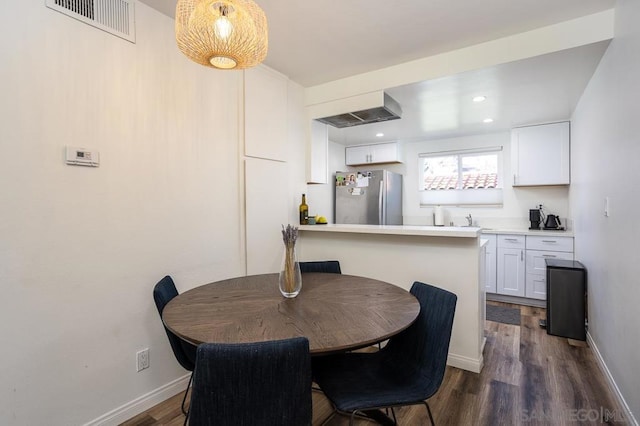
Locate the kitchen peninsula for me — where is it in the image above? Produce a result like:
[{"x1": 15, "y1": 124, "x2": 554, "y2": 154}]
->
[{"x1": 298, "y1": 224, "x2": 485, "y2": 373}]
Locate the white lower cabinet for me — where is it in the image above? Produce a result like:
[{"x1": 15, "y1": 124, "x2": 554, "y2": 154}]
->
[
  {"x1": 487, "y1": 232, "x2": 574, "y2": 301},
  {"x1": 496, "y1": 235, "x2": 526, "y2": 297},
  {"x1": 524, "y1": 236, "x2": 574, "y2": 300}
]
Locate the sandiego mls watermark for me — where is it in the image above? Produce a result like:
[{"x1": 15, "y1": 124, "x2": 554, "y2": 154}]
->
[{"x1": 520, "y1": 407, "x2": 626, "y2": 423}]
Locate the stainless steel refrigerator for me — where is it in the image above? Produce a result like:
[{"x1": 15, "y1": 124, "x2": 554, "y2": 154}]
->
[{"x1": 335, "y1": 170, "x2": 403, "y2": 225}]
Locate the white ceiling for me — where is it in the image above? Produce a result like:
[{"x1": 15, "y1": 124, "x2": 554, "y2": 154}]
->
[
  {"x1": 138, "y1": 0, "x2": 615, "y2": 144},
  {"x1": 329, "y1": 41, "x2": 610, "y2": 145}
]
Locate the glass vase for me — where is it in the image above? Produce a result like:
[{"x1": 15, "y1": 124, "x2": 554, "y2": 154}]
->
[{"x1": 279, "y1": 244, "x2": 302, "y2": 298}]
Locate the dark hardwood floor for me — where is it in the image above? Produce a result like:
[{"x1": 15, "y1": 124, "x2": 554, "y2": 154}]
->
[{"x1": 121, "y1": 302, "x2": 629, "y2": 425}]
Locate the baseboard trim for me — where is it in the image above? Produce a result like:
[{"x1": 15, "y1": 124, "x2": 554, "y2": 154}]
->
[
  {"x1": 486, "y1": 293, "x2": 546, "y2": 308},
  {"x1": 83, "y1": 374, "x2": 190, "y2": 426},
  {"x1": 448, "y1": 352, "x2": 483, "y2": 374},
  {"x1": 587, "y1": 331, "x2": 638, "y2": 426}
]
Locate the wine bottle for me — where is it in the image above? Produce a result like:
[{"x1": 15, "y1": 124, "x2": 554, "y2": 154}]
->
[{"x1": 299, "y1": 194, "x2": 309, "y2": 225}]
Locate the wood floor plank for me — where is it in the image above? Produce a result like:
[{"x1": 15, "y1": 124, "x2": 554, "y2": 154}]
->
[{"x1": 120, "y1": 302, "x2": 631, "y2": 426}]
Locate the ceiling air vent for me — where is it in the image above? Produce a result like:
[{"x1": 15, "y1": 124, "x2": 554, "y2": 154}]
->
[{"x1": 46, "y1": 0, "x2": 136, "y2": 43}]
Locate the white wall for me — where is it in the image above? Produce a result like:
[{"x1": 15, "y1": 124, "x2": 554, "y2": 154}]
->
[
  {"x1": 0, "y1": 3, "x2": 247, "y2": 425},
  {"x1": 299, "y1": 231, "x2": 483, "y2": 373},
  {"x1": 570, "y1": 0, "x2": 640, "y2": 421}
]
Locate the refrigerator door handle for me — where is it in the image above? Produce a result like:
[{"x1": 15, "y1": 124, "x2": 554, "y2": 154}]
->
[{"x1": 379, "y1": 180, "x2": 384, "y2": 224}]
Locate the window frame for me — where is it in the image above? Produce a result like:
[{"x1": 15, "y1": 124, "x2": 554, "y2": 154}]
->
[{"x1": 418, "y1": 146, "x2": 503, "y2": 207}]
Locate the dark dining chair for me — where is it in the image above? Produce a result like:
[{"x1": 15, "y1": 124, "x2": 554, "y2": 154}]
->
[
  {"x1": 299, "y1": 260, "x2": 342, "y2": 274},
  {"x1": 153, "y1": 275, "x2": 197, "y2": 416},
  {"x1": 312, "y1": 281, "x2": 457, "y2": 426},
  {"x1": 187, "y1": 337, "x2": 312, "y2": 426}
]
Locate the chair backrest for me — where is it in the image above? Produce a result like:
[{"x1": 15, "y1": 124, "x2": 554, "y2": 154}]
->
[
  {"x1": 384, "y1": 281, "x2": 457, "y2": 394},
  {"x1": 153, "y1": 275, "x2": 196, "y2": 371},
  {"x1": 188, "y1": 337, "x2": 312, "y2": 426},
  {"x1": 299, "y1": 260, "x2": 342, "y2": 274}
]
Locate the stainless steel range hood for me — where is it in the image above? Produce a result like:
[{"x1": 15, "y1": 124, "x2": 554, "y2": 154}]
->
[{"x1": 316, "y1": 93, "x2": 402, "y2": 128}]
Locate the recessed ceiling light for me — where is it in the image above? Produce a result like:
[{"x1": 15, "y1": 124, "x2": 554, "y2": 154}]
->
[
  {"x1": 376, "y1": 133, "x2": 384, "y2": 137},
  {"x1": 473, "y1": 96, "x2": 487, "y2": 103},
  {"x1": 483, "y1": 118, "x2": 494, "y2": 123}
]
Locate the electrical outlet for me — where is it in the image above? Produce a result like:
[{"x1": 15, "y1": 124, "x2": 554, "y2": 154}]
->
[{"x1": 136, "y1": 348, "x2": 149, "y2": 372}]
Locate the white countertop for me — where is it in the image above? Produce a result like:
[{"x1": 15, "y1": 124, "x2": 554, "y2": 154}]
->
[
  {"x1": 298, "y1": 224, "x2": 481, "y2": 238},
  {"x1": 298, "y1": 224, "x2": 574, "y2": 238},
  {"x1": 481, "y1": 228, "x2": 574, "y2": 237}
]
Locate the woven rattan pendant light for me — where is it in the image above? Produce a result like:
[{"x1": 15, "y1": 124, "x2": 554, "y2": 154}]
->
[{"x1": 175, "y1": 0, "x2": 268, "y2": 70}]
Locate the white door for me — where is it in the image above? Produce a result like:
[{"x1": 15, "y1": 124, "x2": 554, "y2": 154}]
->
[
  {"x1": 245, "y1": 158, "x2": 289, "y2": 275},
  {"x1": 244, "y1": 66, "x2": 288, "y2": 161},
  {"x1": 497, "y1": 247, "x2": 525, "y2": 297},
  {"x1": 370, "y1": 142, "x2": 399, "y2": 163},
  {"x1": 512, "y1": 122, "x2": 570, "y2": 186},
  {"x1": 345, "y1": 145, "x2": 370, "y2": 165}
]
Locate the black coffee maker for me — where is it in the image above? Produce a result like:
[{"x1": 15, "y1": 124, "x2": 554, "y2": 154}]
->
[{"x1": 529, "y1": 209, "x2": 542, "y2": 230}]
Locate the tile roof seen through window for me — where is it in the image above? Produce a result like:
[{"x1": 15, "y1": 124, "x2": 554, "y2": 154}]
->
[{"x1": 424, "y1": 173, "x2": 498, "y2": 190}]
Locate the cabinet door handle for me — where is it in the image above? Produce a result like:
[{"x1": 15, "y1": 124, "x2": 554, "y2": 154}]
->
[
  {"x1": 541, "y1": 240, "x2": 557, "y2": 243},
  {"x1": 505, "y1": 238, "x2": 519, "y2": 242},
  {"x1": 513, "y1": 174, "x2": 517, "y2": 185},
  {"x1": 521, "y1": 250, "x2": 524, "y2": 261},
  {"x1": 542, "y1": 254, "x2": 557, "y2": 258}
]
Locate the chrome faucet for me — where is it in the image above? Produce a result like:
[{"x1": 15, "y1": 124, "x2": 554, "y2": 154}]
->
[{"x1": 466, "y1": 214, "x2": 473, "y2": 226}]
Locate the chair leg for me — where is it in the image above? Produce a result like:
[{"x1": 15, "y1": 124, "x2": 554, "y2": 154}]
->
[
  {"x1": 181, "y1": 372, "x2": 193, "y2": 416},
  {"x1": 349, "y1": 411, "x2": 357, "y2": 426},
  {"x1": 423, "y1": 401, "x2": 435, "y2": 426}
]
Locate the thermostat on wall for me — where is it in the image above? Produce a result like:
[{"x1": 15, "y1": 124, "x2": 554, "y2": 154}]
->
[{"x1": 66, "y1": 146, "x2": 99, "y2": 167}]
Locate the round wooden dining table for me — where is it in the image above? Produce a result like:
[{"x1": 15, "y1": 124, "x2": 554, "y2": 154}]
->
[{"x1": 162, "y1": 273, "x2": 420, "y2": 355}]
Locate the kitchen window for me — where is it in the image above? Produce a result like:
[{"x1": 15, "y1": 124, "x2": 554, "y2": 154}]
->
[{"x1": 419, "y1": 147, "x2": 503, "y2": 206}]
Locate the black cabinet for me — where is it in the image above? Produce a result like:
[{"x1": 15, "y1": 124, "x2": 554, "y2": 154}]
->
[{"x1": 546, "y1": 259, "x2": 586, "y2": 340}]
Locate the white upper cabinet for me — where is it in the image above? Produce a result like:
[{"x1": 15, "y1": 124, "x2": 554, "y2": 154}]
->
[
  {"x1": 345, "y1": 142, "x2": 402, "y2": 166},
  {"x1": 511, "y1": 121, "x2": 570, "y2": 186},
  {"x1": 244, "y1": 66, "x2": 288, "y2": 161},
  {"x1": 345, "y1": 145, "x2": 370, "y2": 165},
  {"x1": 307, "y1": 120, "x2": 328, "y2": 184}
]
